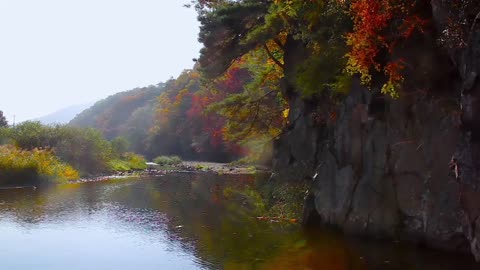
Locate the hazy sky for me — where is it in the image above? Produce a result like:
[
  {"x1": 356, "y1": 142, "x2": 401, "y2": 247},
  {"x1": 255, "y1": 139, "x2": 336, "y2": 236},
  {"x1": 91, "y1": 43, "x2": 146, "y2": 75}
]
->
[{"x1": 0, "y1": 0, "x2": 201, "y2": 123}]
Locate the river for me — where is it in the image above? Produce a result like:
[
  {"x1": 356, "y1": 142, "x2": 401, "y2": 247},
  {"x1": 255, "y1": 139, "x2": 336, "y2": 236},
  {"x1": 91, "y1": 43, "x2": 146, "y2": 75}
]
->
[{"x1": 0, "y1": 173, "x2": 478, "y2": 269}]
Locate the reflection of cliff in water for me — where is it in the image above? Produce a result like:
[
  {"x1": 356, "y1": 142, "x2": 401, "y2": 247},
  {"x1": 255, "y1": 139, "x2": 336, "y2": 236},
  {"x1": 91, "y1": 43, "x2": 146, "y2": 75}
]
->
[{"x1": 0, "y1": 174, "x2": 478, "y2": 269}]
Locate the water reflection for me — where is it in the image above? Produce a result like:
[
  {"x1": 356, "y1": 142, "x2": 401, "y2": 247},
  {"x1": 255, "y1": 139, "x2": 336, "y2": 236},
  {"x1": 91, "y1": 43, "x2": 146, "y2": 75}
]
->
[{"x1": 0, "y1": 173, "x2": 478, "y2": 270}]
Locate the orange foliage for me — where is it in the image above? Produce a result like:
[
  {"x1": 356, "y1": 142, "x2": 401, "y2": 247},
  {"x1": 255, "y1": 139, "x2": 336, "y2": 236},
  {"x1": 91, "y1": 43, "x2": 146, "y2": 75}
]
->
[
  {"x1": 346, "y1": 0, "x2": 428, "y2": 97},
  {"x1": 153, "y1": 68, "x2": 249, "y2": 157}
]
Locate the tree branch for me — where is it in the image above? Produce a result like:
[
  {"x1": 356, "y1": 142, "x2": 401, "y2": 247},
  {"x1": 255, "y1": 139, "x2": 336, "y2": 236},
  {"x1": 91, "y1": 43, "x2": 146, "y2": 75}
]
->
[
  {"x1": 273, "y1": 38, "x2": 285, "y2": 50},
  {"x1": 263, "y1": 44, "x2": 285, "y2": 69},
  {"x1": 470, "y1": 10, "x2": 480, "y2": 34},
  {"x1": 249, "y1": 90, "x2": 276, "y2": 104}
]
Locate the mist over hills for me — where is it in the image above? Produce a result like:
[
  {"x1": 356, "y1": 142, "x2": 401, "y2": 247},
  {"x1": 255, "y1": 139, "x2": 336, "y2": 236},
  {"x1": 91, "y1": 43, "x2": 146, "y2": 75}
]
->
[
  {"x1": 33, "y1": 103, "x2": 94, "y2": 125},
  {"x1": 69, "y1": 84, "x2": 165, "y2": 155}
]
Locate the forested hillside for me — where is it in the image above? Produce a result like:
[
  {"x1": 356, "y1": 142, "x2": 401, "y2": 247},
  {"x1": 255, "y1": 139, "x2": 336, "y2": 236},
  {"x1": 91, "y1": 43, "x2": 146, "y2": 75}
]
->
[
  {"x1": 146, "y1": 68, "x2": 248, "y2": 162},
  {"x1": 67, "y1": 76, "x2": 242, "y2": 161},
  {"x1": 70, "y1": 84, "x2": 163, "y2": 141}
]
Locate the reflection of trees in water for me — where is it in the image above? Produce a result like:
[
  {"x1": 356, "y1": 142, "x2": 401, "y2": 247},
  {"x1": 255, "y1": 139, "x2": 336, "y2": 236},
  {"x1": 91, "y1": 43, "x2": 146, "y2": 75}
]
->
[
  {"x1": 0, "y1": 188, "x2": 50, "y2": 224},
  {"x1": 122, "y1": 174, "x2": 349, "y2": 269},
  {"x1": 113, "y1": 174, "x2": 480, "y2": 270},
  {"x1": 1, "y1": 174, "x2": 478, "y2": 269}
]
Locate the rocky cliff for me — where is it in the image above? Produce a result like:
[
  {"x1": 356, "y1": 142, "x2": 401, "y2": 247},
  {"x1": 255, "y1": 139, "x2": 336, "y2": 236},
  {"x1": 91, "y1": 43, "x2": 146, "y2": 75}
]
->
[{"x1": 272, "y1": 1, "x2": 480, "y2": 261}]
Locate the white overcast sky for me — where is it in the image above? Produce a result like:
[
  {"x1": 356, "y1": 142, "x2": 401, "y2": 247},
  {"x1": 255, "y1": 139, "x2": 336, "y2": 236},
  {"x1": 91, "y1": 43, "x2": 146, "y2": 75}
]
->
[{"x1": 0, "y1": 0, "x2": 201, "y2": 122}]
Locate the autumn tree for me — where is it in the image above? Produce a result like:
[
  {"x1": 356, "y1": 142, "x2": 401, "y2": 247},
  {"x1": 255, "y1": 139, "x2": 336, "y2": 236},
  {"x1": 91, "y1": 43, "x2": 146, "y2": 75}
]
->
[
  {"x1": 196, "y1": 0, "x2": 350, "y2": 95},
  {"x1": 196, "y1": 0, "x2": 438, "y2": 103},
  {"x1": 80, "y1": 0, "x2": 439, "y2": 164},
  {"x1": 345, "y1": 0, "x2": 430, "y2": 97},
  {"x1": 148, "y1": 68, "x2": 246, "y2": 161},
  {"x1": 192, "y1": 0, "x2": 351, "y2": 162},
  {"x1": 202, "y1": 49, "x2": 288, "y2": 161}
]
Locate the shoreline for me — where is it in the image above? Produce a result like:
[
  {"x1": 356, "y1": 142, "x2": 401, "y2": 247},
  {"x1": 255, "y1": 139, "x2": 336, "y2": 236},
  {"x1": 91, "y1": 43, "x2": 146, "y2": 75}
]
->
[{"x1": 69, "y1": 161, "x2": 271, "y2": 184}]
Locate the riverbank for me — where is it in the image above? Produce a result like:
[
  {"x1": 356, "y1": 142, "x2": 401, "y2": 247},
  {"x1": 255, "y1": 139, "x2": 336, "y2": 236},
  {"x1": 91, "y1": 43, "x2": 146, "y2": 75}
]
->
[{"x1": 68, "y1": 161, "x2": 271, "y2": 184}]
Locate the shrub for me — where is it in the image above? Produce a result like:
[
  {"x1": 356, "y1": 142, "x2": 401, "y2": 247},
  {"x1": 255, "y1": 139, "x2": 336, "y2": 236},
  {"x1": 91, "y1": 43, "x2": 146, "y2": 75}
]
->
[
  {"x1": 0, "y1": 145, "x2": 79, "y2": 185},
  {"x1": 109, "y1": 152, "x2": 147, "y2": 172},
  {"x1": 153, "y1": 155, "x2": 182, "y2": 166},
  {"x1": 108, "y1": 159, "x2": 131, "y2": 172},
  {"x1": 123, "y1": 152, "x2": 147, "y2": 170},
  {"x1": 49, "y1": 127, "x2": 114, "y2": 175},
  {"x1": 0, "y1": 127, "x2": 13, "y2": 145},
  {"x1": 7, "y1": 122, "x2": 114, "y2": 176},
  {"x1": 2, "y1": 122, "x2": 147, "y2": 176}
]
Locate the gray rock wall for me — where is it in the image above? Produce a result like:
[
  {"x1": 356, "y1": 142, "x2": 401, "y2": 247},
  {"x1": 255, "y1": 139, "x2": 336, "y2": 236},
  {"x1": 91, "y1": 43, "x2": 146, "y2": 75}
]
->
[
  {"x1": 272, "y1": 2, "x2": 480, "y2": 260},
  {"x1": 274, "y1": 81, "x2": 480, "y2": 259}
]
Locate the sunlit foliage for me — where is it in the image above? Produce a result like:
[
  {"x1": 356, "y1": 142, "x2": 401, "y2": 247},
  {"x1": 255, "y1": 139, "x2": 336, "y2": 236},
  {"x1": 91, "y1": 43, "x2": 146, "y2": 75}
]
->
[
  {"x1": 0, "y1": 145, "x2": 79, "y2": 184},
  {"x1": 7, "y1": 122, "x2": 114, "y2": 175},
  {"x1": 108, "y1": 152, "x2": 147, "y2": 172},
  {"x1": 1, "y1": 121, "x2": 150, "y2": 177},
  {"x1": 196, "y1": 0, "x2": 350, "y2": 96}
]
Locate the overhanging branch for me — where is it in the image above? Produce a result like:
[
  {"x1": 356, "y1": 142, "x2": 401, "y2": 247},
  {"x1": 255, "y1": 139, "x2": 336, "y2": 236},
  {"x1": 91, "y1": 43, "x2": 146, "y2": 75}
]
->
[{"x1": 263, "y1": 44, "x2": 285, "y2": 69}]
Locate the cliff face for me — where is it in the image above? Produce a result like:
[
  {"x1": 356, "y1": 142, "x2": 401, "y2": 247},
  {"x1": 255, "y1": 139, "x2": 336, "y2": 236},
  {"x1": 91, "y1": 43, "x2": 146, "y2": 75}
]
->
[{"x1": 272, "y1": 2, "x2": 480, "y2": 260}]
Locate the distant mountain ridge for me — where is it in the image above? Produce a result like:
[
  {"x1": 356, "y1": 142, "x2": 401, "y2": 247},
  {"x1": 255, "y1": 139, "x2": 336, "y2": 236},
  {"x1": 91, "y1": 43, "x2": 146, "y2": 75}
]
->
[
  {"x1": 69, "y1": 84, "x2": 165, "y2": 153},
  {"x1": 33, "y1": 103, "x2": 94, "y2": 125}
]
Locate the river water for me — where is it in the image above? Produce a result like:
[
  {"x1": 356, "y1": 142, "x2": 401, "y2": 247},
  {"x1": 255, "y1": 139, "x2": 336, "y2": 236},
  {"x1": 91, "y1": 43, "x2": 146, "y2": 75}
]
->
[{"x1": 0, "y1": 173, "x2": 478, "y2": 270}]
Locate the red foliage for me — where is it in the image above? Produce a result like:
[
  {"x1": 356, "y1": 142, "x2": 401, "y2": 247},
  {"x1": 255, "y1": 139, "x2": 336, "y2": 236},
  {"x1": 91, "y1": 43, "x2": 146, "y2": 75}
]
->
[
  {"x1": 399, "y1": 15, "x2": 428, "y2": 39},
  {"x1": 347, "y1": 0, "x2": 428, "y2": 93},
  {"x1": 348, "y1": 0, "x2": 394, "y2": 72},
  {"x1": 164, "y1": 67, "x2": 250, "y2": 156}
]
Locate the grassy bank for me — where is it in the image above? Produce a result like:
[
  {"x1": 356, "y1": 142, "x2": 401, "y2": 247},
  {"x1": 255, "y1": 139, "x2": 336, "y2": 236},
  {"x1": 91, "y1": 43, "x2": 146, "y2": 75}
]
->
[
  {"x1": 0, "y1": 145, "x2": 79, "y2": 186},
  {"x1": 0, "y1": 122, "x2": 152, "y2": 180},
  {"x1": 153, "y1": 155, "x2": 182, "y2": 166},
  {"x1": 109, "y1": 153, "x2": 148, "y2": 172}
]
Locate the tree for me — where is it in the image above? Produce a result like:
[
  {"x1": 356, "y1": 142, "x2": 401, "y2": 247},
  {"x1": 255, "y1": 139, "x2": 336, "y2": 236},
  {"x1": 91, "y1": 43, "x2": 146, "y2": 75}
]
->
[
  {"x1": 111, "y1": 136, "x2": 130, "y2": 156},
  {"x1": 0, "y1": 110, "x2": 8, "y2": 127},
  {"x1": 192, "y1": 0, "x2": 351, "y2": 161},
  {"x1": 8, "y1": 122, "x2": 114, "y2": 175},
  {"x1": 196, "y1": 0, "x2": 350, "y2": 97},
  {"x1": 148, "y1": 69, "x2": 245, "y2": 161},
  {"x1": 203, "y1": 54, "x2": 288, "y2": 153},
  {"x1": 196, "y1": 0, "x2": 437, "y2": 100}
]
